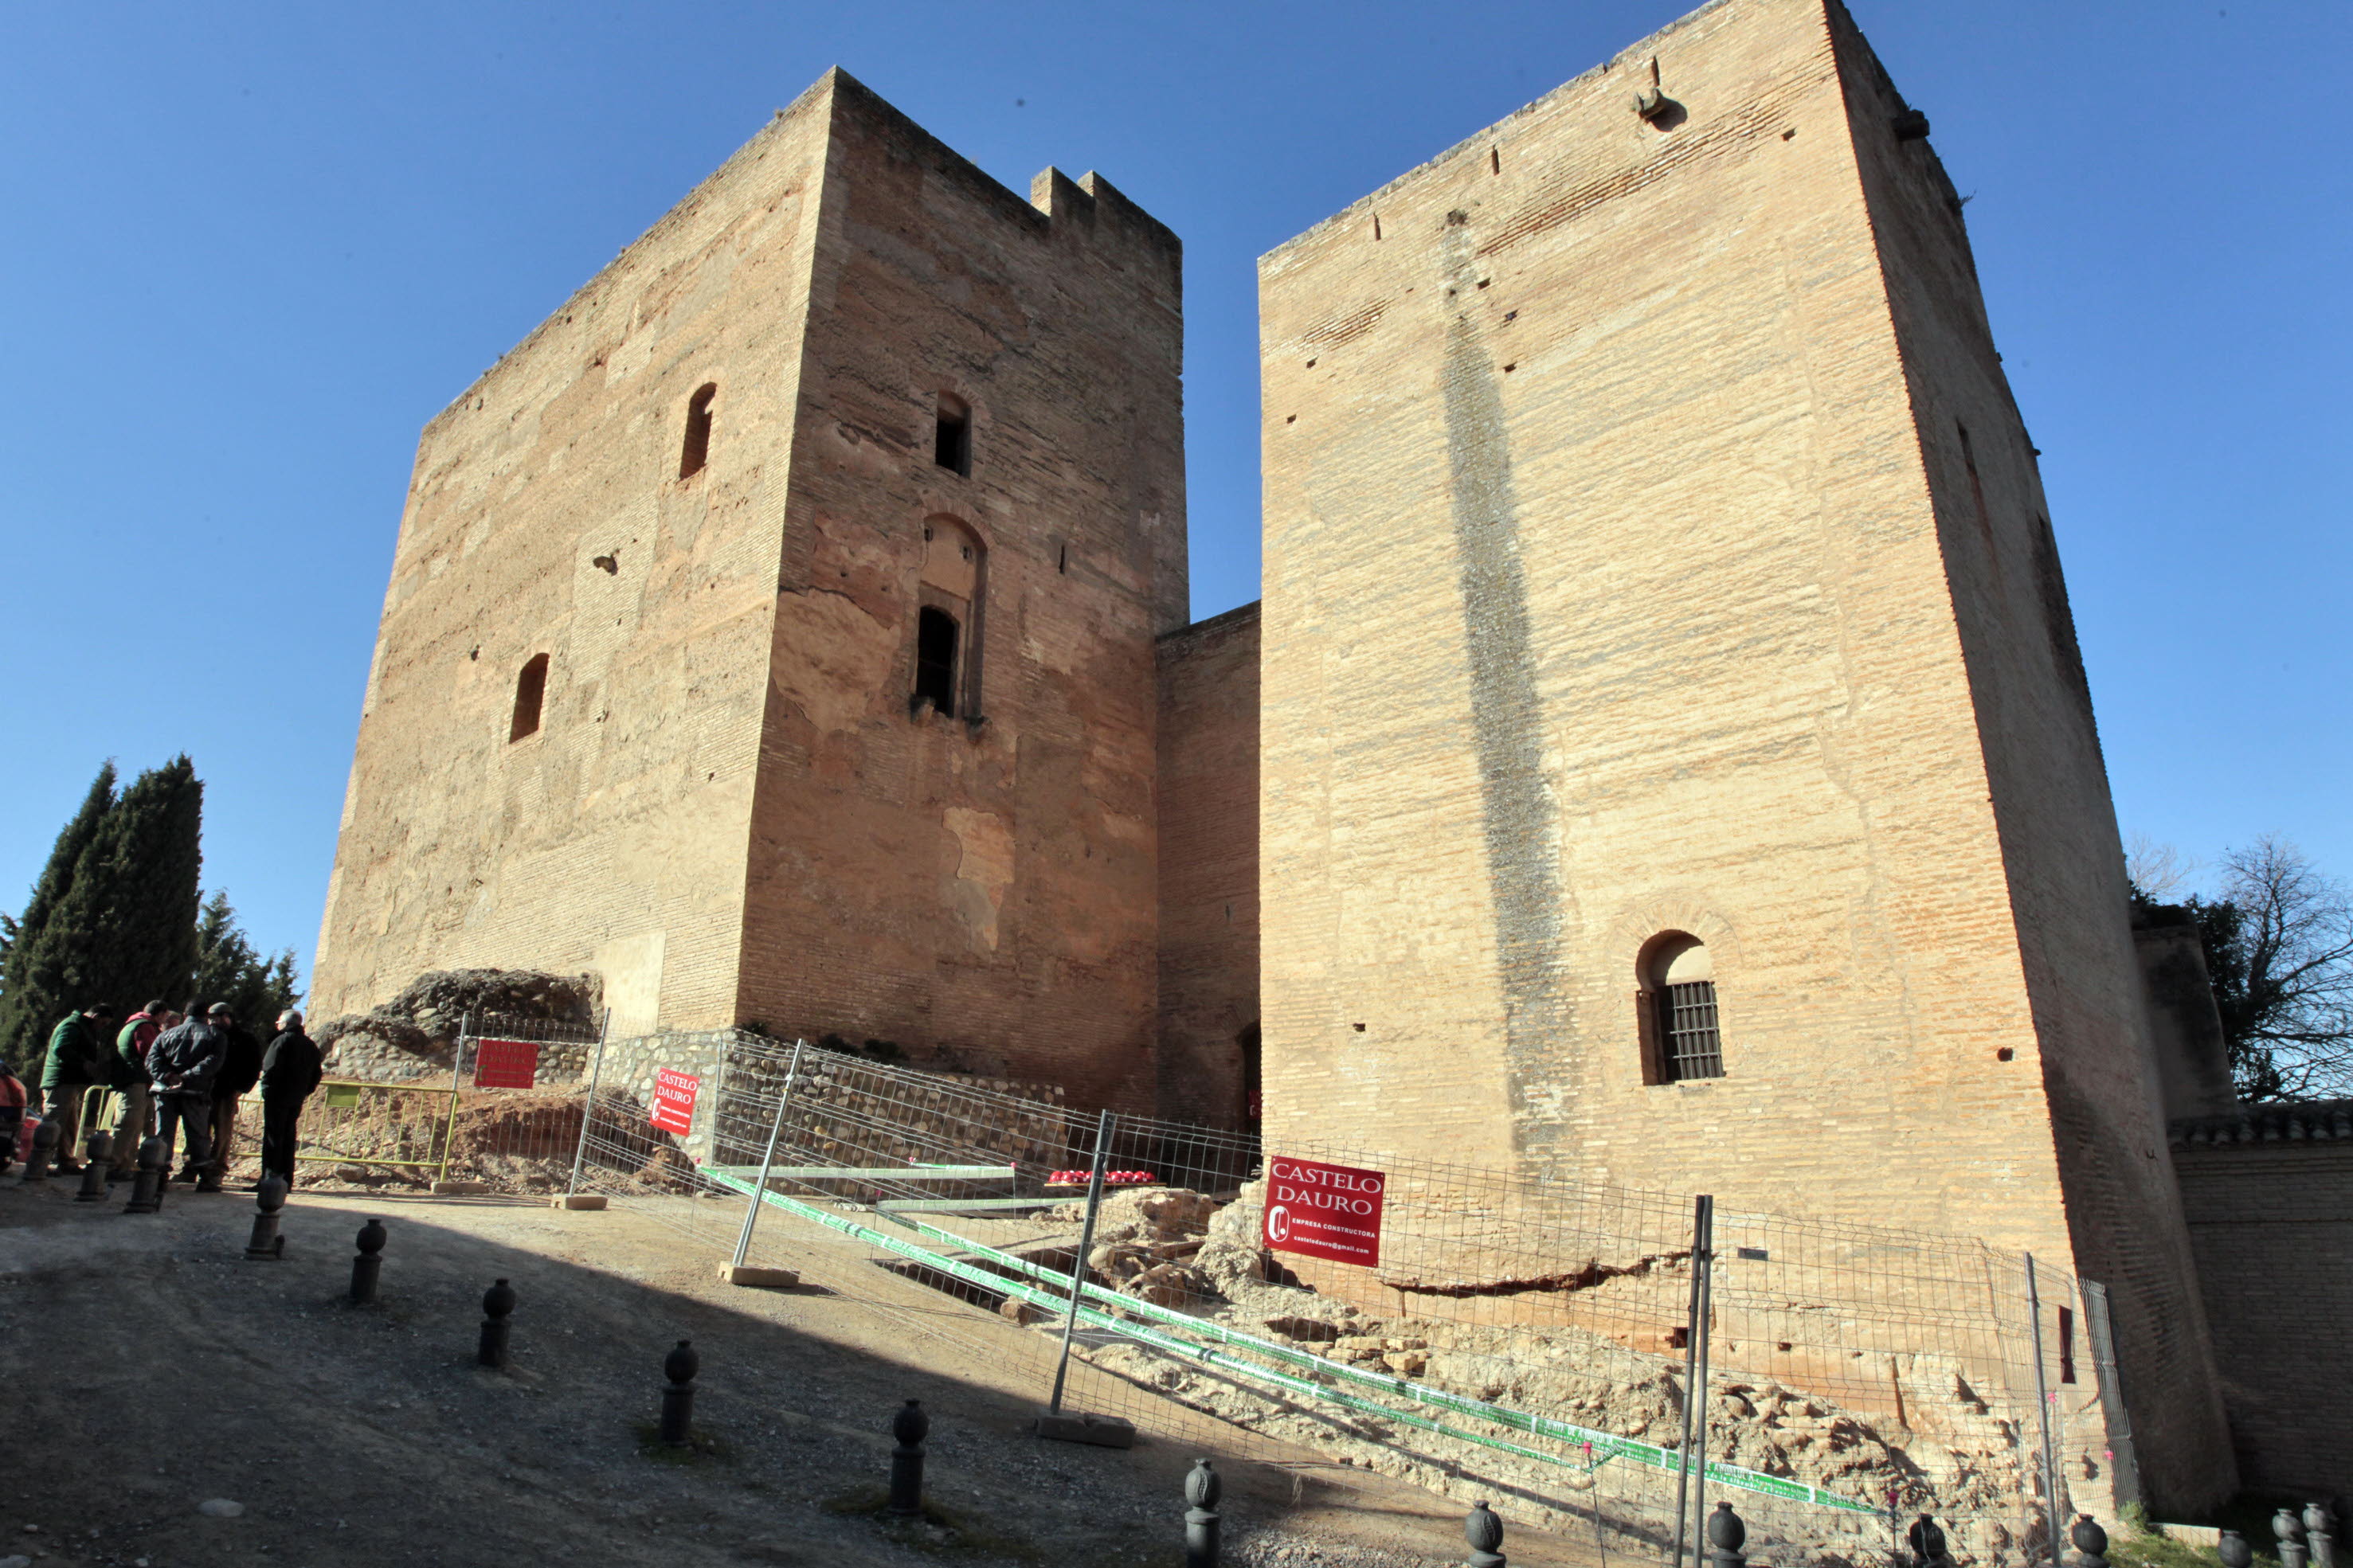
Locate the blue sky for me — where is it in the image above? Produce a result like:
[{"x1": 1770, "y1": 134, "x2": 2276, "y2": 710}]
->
[{"x1": 3, "y1": 1, "x2": 2346, "y2": 989}]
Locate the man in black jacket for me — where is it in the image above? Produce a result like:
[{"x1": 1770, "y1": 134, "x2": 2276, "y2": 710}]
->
[
  {"x1": 147, "y1": 1004, "x2": 226, "y2": 1190},
  {"x1": 205, "y1": 1004, "x2": 263, "y2": 1183},
  {"x1": 257, "y1": 1011, "x2": 323, "y2": 1183}
]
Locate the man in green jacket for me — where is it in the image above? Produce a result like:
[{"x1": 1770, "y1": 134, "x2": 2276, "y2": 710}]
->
[{"x1": 40, "y1": 1003, "x2": 120, "y2": 1174}]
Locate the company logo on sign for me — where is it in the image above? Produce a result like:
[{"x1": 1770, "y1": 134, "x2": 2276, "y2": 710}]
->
[
  {"x1": 1262, "y1": 1155, "x2": 1384, "y2": 1268},
  {"x1": 473, "y1": 1038, "x2": 540, "y2": 1090},
  {"x1": 649, "y1": 1068, "x2": 699, "y2": 1136}
]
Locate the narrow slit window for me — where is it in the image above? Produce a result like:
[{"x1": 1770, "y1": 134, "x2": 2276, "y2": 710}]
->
[
  {"x1": 509, "y1": 654, "x2": 549, "y2": 742},
  {"x1": 914, "y1": 607, "x2": 960, "y2": 717},
  {"x1": 2057, "y1": 1305, "x2": 2077, "y2": 1383},
  {"x1": 934, "y1": 393, "x2": 970, "y2": 476},
  {"x1": 679, "y1": 383, "x2": 716, "y2": 479}
]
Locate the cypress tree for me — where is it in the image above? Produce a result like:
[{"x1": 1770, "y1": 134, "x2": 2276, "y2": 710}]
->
[
  {"x1": 0, "y1": 764, "x2": 119, "y2": 1072},
  {"x1": 193, "y1": 891, "x2": 302, "y2": 1030},
  {"x1": 84, "y1": 756, "x2": 205, "y2": 1011}
]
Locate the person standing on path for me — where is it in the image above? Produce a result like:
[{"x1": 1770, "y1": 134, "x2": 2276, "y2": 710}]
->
[
  {"x1": 147, "y1": 1004, "x2": 227, "y2": 1190},
  {"x1": 205, "y1": 1004, "x2": 263, "y2": 1183},
  {"x1": 39, "y1": 1003, "x2": 119, "y2": 1174},
  {"x1": 257, "y1": 1011, "x2": 323, "y2": 1184},
  {"x1": 108, "y1": 1000, "x2": 170, "y2": 1181},
  {"x1": 0, "y1": 1058, "x2": 26, "y2": 1175}
]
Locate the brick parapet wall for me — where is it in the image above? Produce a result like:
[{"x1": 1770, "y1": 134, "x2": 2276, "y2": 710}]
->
[{"x1": 2169, "y1": 1124, "x2": 2353, "y2": 1493}]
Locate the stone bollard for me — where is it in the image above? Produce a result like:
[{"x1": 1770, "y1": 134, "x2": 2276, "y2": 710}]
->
[
  {"x1": 2070, "y1": 1515, "x2": 2111, "y2": 1568},
  {"x1": 123, "y1": 1136, "x2": 167, "y2": 1214},
  {"x1": 2308, "y1": 1503, "x2": 2339, "y2": 1568},
  {"x1": 2279, "y1": 1509, "x2": 2312, "y2": 1568},
  {"x1": 659, "y1": 1340, "x2": 698, "y2": 1447},
  {"x1": 887, "y1": 1398, "x2": 929, "y2": 1518},
  {"x1": 18, "y1": 1118, "x2": 59, "y2": 1183},
  {"x1": 73, "y1": 1132, "x2": 114, "y2": 1201},
  {"x1": 1465, "y1": 1500, "x2": 1505, "y2": 1568},
  {"x1": 1184, "y1": 1458, "x2": 1221, "y2": 1568},
  {"x1": 2220, "y1": 1531, "x2": 2254, "y2": 1568},
  {"x1": 1708, "y1": 1501, "x2": 1748, "y2": 1568},
  {"x1": 243, "y1": 1175, "x2": 289, "y2": 1258},
  {"x1": 1908, "y1": 1515, "x2": 1954, "y2": 1568},
  {"x1": 478, "y1": 1279, "x2": 517, "y2": 1367},
  {"x1": 349, "y1": 1217, "x2": 387, "y2": 1304}
]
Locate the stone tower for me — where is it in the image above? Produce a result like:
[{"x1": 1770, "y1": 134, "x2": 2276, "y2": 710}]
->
[
  {"x1": 1255, "y1": 0, "x2": 2230, "y2": 1511},
  {"x1": 312, "y1": 70, "x2": 1187, "y2": 1111}
]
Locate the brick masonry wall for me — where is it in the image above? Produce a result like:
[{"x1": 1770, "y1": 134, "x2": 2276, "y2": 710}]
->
[
  {"x1": 1826, "y1": 0, "x2": 2232, "y2": 1503},
  {"x1": 1255, "y1": 0, "x2": 2224, "y2": 1511},
  {"x1": 312, "y1": 84, "x2": 836, "y2": 1034},
  {"x1": 2171, "y1": 1112, "x2": 2353, "y2": 1494},
  {"x1": 1155, "y1": 603, "x2": 1262, "y2": 1122},
  {"x1": 733, "y1": 76, "x2": 1188, "y2": 1114}
]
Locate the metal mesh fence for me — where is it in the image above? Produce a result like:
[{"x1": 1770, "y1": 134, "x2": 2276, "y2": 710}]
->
[{"x1": 516, "y1": 1029, "x2": 2116, "y2": 1566}]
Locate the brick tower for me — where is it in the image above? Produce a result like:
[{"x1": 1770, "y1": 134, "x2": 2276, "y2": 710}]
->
[
  {"x1": 312, "y1": 70, "x2": 1187, "y2": 1112},
  {"x1": 1255, "y1": 0, "x2": 2230, "y2": 1510}
]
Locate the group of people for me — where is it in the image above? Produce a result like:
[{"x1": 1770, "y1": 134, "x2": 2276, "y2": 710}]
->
[{"x1": 0, "y1": 999, "x2": 326, "y2": 1191}]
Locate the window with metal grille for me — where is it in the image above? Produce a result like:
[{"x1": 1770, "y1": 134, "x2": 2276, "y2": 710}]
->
[{"x1": 1655, "y1": 981, "x2": 1724, "y2": 1081}]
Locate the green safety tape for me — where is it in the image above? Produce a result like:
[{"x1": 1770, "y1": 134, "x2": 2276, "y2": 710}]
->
[
  {"x1": 896, "y1": 1213, "x2": 1873, "y2": 1515},
  {"x1": 701, "y1": 1169, "x2": 1872, "y2": 1516}
]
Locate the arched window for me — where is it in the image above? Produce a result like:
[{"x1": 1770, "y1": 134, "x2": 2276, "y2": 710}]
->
[
  {"x1": 1638, "y1": 933, "x2": 1724, "y2": 1083},
  {"x1": 509, "y1": 653, "x2": 550, "y2": 742},
  {"x1": 914, "y1": 607, "x2": 960, "y2": 716},
  {"x1": 679, "y1": 383, "x2": 716, "y2": 479},
  {"x1": 910, "y1": 515, "x2": 985, "y2": 720}
]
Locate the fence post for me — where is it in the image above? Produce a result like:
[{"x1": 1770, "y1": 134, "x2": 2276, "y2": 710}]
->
[
  {"x1": 1672, "y1": 1195, "x2": 1716, "y2": 1568},
  {"x1": 565, "y1": 1009, "x2": 612, "y2": 1200},
  {"x1": 1184, "y1": 1458, "x2": 1222, "y2": 1568},
  {"x1": 440, "y1": 1011, "x2": 470, "y2": 1184},
  {"x1": 729, "y1": 1041, "x2": 804, "y2": 1269},
  {"x1": 2304, "y1": 1503, "x2": 2336, "y2": 1568},
  {"x1": 1047, "y1": 1109, "x2": 1116, "y2": 1417},
  {"x1": 2025, "y1": 1253, "x2": 2064, "y2": 1564}
]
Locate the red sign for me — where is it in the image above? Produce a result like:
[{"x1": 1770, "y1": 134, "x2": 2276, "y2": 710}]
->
[
  {"x1": 473, "y1": 1038, "x2": 539, "y2": 1090},
  {"x1": 649, "y1": 1069, "x2": 699, "y2": 1136},
  {"x1": 1262, "y1": 1155, "x2": 1385, "y2": 1268}
]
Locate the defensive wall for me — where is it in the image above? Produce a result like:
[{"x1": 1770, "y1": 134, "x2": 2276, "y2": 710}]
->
[
  {"x1": 315, "y1": 71, "x2": 1188, "y2": 1114},
  {"x1": 2170, "y1": 1103, "x2": 2353, "y2": 1496},
  {"x1": 1254, "y1": 0, "x2": 2228, "y2": 1508},
  {"x1": 1155, "y1": 601, "x2": 1263, "y2": 1124}
]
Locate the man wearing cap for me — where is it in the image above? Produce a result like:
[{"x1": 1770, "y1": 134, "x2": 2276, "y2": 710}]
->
[
  {"x1": 108, "y1": 1000, "x2": 173, "y2": 1181},
  {"x1": 147, "y1": 1003, "x2": 227, "y2": 1191},
  {"x1": 206, "y1": 1004, "x2": 264, "y2": 1183}
]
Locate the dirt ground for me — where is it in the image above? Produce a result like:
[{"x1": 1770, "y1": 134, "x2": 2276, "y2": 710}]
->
[{"x1": 0, "y1": 1175, "x2": 1597, "y2": 1568}]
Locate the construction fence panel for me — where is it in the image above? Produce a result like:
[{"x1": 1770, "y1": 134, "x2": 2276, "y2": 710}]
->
[{"x1": 538, "y1": 1030, "x2": 2100, "y2": 1566}]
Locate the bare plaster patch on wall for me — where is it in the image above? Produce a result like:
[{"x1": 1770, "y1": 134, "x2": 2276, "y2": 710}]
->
[{"x1": 943, "y1": 806, "x2": 1015, "y2": 952}]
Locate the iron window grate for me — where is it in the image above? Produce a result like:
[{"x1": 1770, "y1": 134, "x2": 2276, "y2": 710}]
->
[{"x1": 1658, "y1": 980, "x2": 1724, "y2": 1081}]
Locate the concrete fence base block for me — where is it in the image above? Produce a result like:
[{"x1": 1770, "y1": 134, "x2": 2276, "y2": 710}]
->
[
  {"x1": 432, "y1": 1179, "x2": 491, "y2": 1196},
  {"x1": 717, "y1": 1264, "x2": 800, "y2": 1288},
  {"x1": 1032, "y1": 1409, "x2": 1137, "y2": 1449},
  {"x1": 550, "y1": 1195, "x2": 608, "y2": 1210}
]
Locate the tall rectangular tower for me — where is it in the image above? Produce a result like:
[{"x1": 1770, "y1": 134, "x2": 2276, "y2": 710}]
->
[
  {"x1": 314, "y1": 71, "x2": 1185, "y2": 1111},
  {"x1": 1256, "y1": 0, "x2": 2229, "y2": 1509}
]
